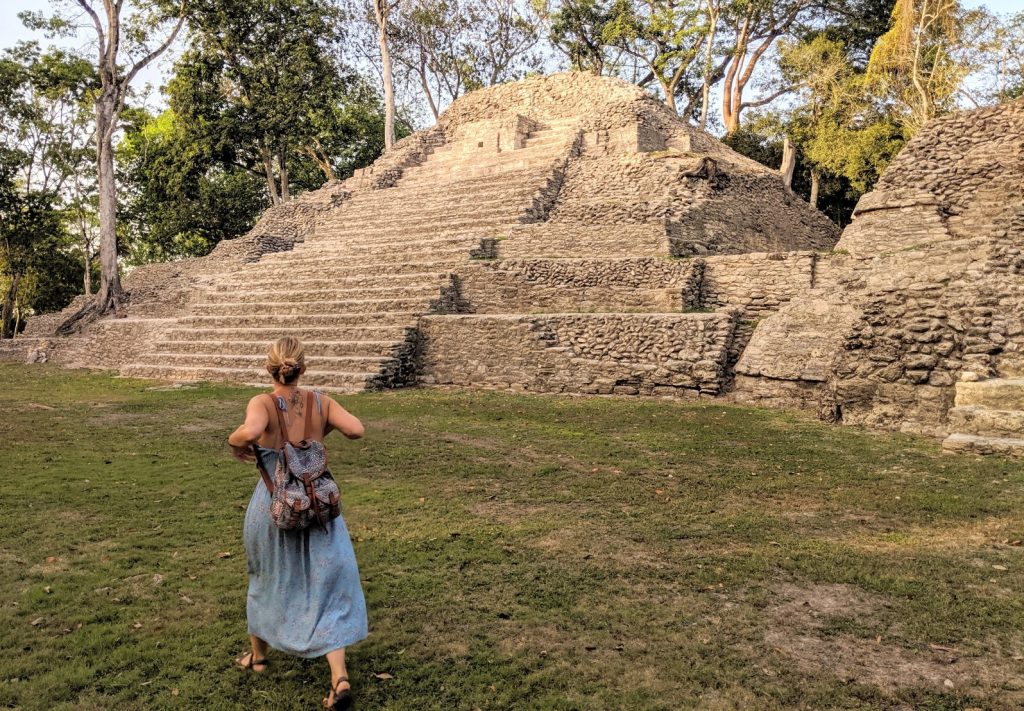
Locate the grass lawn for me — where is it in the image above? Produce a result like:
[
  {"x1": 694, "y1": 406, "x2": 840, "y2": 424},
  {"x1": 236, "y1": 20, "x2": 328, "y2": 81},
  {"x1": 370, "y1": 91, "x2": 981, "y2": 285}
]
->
[{"x1": 1, "y1": 363, "x2": 1023, "y2": 710}]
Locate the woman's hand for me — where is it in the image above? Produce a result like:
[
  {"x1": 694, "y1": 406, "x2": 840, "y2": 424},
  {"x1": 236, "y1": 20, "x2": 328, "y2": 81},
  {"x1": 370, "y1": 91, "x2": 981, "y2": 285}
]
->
[{"x1": 230, "y1": 443, "x2": 256, "y2": 463}]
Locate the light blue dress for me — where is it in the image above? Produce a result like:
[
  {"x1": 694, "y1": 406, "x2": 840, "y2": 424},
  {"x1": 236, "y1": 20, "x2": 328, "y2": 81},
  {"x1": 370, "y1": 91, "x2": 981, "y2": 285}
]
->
[{"x1": 243, "y1": 440, "x2": 369, "y2": 658}]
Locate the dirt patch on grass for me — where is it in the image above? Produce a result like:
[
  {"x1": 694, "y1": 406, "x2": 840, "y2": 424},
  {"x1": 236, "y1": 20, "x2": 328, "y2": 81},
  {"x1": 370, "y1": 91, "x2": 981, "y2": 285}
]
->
[
  {"x1": 467, "y1": 501, "x2": 551, "y2": 525},
  {"x1": 529, "y1": 526, "x2": 672, "y2": 570},
  {"x1": 765, "y1": 583, "x2": 1024, "y2": 706},
  {"x1": 835, "y1": 516, "x2": 1021, "y2": 554}
]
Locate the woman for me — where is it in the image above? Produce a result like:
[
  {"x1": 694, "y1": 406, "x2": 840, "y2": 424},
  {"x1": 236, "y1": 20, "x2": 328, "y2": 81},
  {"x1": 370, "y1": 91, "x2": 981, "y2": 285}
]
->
[{"x1": 227, "y1": 337, "x2": 368, "y2": 710}]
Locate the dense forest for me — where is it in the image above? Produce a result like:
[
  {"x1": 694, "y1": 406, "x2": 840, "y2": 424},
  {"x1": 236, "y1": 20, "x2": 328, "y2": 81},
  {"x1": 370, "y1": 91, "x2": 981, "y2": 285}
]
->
[{"x1": 1, "y1": 0, "x2": 1021, "y2": 336}]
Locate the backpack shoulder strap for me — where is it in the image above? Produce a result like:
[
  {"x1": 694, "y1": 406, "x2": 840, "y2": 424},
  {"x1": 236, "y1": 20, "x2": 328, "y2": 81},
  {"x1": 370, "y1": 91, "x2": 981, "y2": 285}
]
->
[
  {"x1": 255, "y1": 393, "x2": 288, "y2": 494},
  {"x1": 314, "y1": 390, "x2": 324, "y2": 437},
  {"x1": 303, "y1": 390, "x2": 316, "y2": 441},
  {"x1": 267, "y1": 393, "x2": 290, "y2": 447}
]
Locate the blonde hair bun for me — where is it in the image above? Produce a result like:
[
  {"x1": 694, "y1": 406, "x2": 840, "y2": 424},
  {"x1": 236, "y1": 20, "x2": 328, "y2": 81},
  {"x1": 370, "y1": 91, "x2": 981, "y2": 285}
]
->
[{"x1": 266, "y1": 337, "x2": 306, "y2": 384}]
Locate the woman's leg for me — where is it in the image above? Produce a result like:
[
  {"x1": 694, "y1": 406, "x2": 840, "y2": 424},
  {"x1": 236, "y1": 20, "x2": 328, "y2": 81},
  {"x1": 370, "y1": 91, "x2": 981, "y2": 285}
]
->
[
  {"x1": 244, "y1": 639, "x2": 266, "y2": 672},
  {"x1": 250, "y1": 634, "x2": 269, "y2": 660},
  {"x1": 325, "y1": 647, "x2": 350, "y2": 692},
  {"x1": 237, "y1": 635, "x2": 270, "y2": 672}
]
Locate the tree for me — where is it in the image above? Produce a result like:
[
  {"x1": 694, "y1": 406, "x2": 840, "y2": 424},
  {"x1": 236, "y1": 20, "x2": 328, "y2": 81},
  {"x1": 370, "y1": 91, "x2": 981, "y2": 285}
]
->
[
  {"x1": 392, "y1": 0, "x2": 544, "y2": 119},
  {"x1": 697, "y1": 0, "x2": 727, "y2": 130},
  {"x1": 604, "y1": 0, "x2": 708, "y2": 115},
  {"x1": 176, "y1": 0, "x2": 384, "y2": 205},
  {"x1": 118, "y1": 108, "x2": 269, "y2": 263},
  {"x1": 0, "y1": 150, "x2": 67, "y2": 337},
  {"x1": 867, "y1": 0, "x2": 981, "y2": 132},
  {"x1": 719, "y1": 0, "x2": 817, "y2": 134},
  {"x1": 372, "y1": 0, "x2": 400, "y2": 149},
  {"x1": 33, "y1": 1, "x2": 187, "y2": 321},
  {"x1": 0, "y1": 42, "x2": 98, "y2": 296},
  {"x1": 535, "y1": 0, "x2": 619, "y2": 75}
]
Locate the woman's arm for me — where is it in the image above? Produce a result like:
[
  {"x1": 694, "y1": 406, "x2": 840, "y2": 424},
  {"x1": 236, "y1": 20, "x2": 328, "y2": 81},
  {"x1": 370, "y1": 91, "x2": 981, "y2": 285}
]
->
[
  {"x1": 227, "y1": 396, "x2": 271, "y2": 462},
  {"x1": 323, "y1": 396, "x2": 364, "y2": 440}
]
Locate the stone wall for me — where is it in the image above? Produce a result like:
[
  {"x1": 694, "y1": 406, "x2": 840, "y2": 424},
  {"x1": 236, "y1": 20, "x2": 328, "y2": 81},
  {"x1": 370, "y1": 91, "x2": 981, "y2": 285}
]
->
[
  {"x1": 419, "y1": 312, "x2": 737, "y2": 396},
  {"x1": 454, "y1": 258, "x2": 696, "y2": 313},
  {"x1": 734, "y1": 98, "x2": 1024, "y2": 435},
  {"x1": 346, "y1": 127, "x2": 446, "y2": 189},
  {"x1": 547, "y1": 152, "x2": 838, "y2": 256},
  {"x1": 492, "y1": 223, "x2": 672, "y2": 259},
  {"x1": 698, "y1": 252, "x2": 818, "y2": 317}
]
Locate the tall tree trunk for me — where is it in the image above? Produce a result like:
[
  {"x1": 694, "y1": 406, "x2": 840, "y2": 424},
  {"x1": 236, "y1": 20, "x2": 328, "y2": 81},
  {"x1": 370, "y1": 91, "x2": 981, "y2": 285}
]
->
[
  {"x1": 259, "y1": 143, "x2": 281, "y2": 206},
  {"x1": 279, "y1": 148, "x2": 290, "y2": 202},
  {"x1": 1, "y1": 272, "x2": 21, "y2": 339},
  {"x1": 82, "y1": 238, "x2": 92, "y2": 296},
  {"x1": 662, "y1": 79, "x2": 677, "y2": 113},
  {"x1": 780, "y1": 136, "x2": 796, "y2": 193},
  {"x1": 810, "y1": 169, "x2": 820, "y2": 207},
  {"x1": 374, "y1": 0, "x2": 396, "y2": 150},
  {"x1": 418, "y1": 45, "x2": 440, "y2": 121},
  {"x1": 94, "y1": 97, "x2": 124, "y2": 313},
  {"x1": 699, "y1": 12, "x2": 719, "y2": 132}
]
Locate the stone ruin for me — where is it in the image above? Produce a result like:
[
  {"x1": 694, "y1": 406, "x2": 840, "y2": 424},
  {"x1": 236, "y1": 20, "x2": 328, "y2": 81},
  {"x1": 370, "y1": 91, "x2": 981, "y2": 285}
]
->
[{"x1": 5, "y1": 73, "x2": 1022, "y2": 455}]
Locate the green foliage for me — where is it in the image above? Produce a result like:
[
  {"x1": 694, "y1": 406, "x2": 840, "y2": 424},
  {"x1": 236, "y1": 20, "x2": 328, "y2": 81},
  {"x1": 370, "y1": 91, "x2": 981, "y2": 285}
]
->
[
  {"x1": 724, "y1": 118, "x2": 861, "y2": 226},
  {"x1": 603, "y1": 0, "x2": 707, "y2": 113},
  {"x1": 536, "y1": 0, "x2": 619, "y2": 74},
  {"x1": 867, "y1": 0, "x2": 983, "y2": 132},
  {"x1": 174, "y1": 0, "x2": 388, "y2": 203},
  {"x1": 118, "y1": 109, "x2": 269, "y2": 263},
  {"x1": 803, "y1": 112, "x2": 905, "y2": 193},
  {"x1": 0, "y1": 149, "x2": 77, "y2": 333}
]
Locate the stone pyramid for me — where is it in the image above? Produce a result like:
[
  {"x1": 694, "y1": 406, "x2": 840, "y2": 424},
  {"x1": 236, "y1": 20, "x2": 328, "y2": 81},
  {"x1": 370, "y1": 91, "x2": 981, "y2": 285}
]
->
[{"x1": 14, "y1": 72, "x2": 838, "y2": 398}]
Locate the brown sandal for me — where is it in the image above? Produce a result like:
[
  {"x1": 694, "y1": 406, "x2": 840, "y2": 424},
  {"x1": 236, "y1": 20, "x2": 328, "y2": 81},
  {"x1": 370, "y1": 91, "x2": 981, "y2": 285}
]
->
[
  {"x1": 235, "y1": 651, "x2": 269, "y2": 673},
  {"x1": 323, "y1": 676, "x2": 353, "y2": 710}
]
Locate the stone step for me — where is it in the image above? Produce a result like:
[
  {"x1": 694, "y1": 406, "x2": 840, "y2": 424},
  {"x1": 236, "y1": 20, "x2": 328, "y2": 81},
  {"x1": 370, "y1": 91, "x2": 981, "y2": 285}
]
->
[
  {"x1": 429, "y1": 130, "x2": 572, "y2": 158},
  {"x1": 120, "y1": 364, "x2": 375, "y2": 392},
  {"x1": 345, "y1": 176, "x2": 546, "y2": 203},
  {"x1": 312, "y1": 213, "x2": 527, "y2": 239},
  {"x1": 955, "y1": 379, "x2": 1024, "y2": 410},
  {"x1": 163, "y1": 325, "x2": 414, "y2": 341},
  {"x1": 307, "y1": 224, "x2": 510, "y2": 246},
  {"x1": 254, "y1": 247, "x2": 473, "y2": 268},
  {"x1": 207, "y1": 271, "x2": 451, "y2": 292},
  {"x1": 412, "y1": 143, "x2": 569, "y2": 171},
  {"x1": 942, "y1": 432, "x2": 1024, "y2": 457},
  {"x1": 397, "y1": 165, "x2": 559, "y2": 189},
  {"x1": 315, "y1": 214, "x2": 523, "y2": 240},
  {"x1": 353, "y1": 167, "x2": 554, "y2": 197},
  {"x1": 313, "y1": 204, "x2": 524, "y2": 232},
  {"x1": 191, "y1": 297, "x2": 431, "y2": 317},
  {"x1": 317, "y1": 191, "x2": 539, "y2": 223},
  {"x1": 179, "y1": 312, "x2": 421, "y2": 329},
  {"x1": 998, "y1": 358, "x2": 1024, "y2": 378},
  {"x1": 200, "y1": 283, "x2": 444, "y2": 303},
  {"x1": 301, "y1": 235, "x2": 478, "y2": 255},
  {"x1": 267, "y1": 243, "x2": 476, "y2": 263},
  {"x1": 136, "y1": 352, "x2": 391, "y2": 371},
  {"x1": 151, "y1": 339, "x2": 401, "y2": 357},
  {"x1": 209, "y1": 270, "x2": 450, "y2": 288},
  {"x1": 947, "y1": 405, "x2": 1024, "y2": 438},
  {"x1": 400, "y1": 158, "x2": 559, "y2": 183},
  {"x1": 233, "y1": 260, "x2": 467, "y2": 278}
]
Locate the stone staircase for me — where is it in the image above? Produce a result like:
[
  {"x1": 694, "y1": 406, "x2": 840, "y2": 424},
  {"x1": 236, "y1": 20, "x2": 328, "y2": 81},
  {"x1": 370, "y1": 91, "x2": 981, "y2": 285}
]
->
[
  {"x1": 119, "y1": 122, "x2": 580, "y2": 391},
  {"x1": 942, "y1": 360, "x2": 1024, "y2": 456}
]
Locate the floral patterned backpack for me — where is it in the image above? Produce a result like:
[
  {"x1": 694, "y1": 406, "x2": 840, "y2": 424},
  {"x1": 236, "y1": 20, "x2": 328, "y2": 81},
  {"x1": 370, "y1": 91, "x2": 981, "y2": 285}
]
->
[{"x1": 254, "y1": 391, "x2": 341, "y2": 530}]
